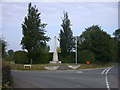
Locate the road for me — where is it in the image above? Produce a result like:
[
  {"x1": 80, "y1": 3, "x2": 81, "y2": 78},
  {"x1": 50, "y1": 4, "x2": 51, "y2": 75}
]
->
[{"x1": 11, "y1": 66, "x2": 119, "y2": 89}]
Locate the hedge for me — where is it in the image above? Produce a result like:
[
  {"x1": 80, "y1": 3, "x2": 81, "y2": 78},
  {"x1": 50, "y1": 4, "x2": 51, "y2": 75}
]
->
[
  {"x1": 13, "y1": 51, "x2": 29, "y2": 64},
  {"x1": 2, "y1": 62, "x2": 13, "y2": 89},
  {"x1": 78, "y1": 50, "x2": 95, "y2": 63}
]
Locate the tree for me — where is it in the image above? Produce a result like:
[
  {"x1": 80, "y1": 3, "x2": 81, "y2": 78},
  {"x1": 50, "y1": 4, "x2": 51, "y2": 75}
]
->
[
  {"x1": 59, "y1": 11, "x2": 74, "y2": 59},
  {"x1": 0, "y1": 38, "x2": 7, "y2": 58},
  {"x1": 21, "y1": 3, "x2": 50, "y2": 64},
  {"x1": 113, "y1": 29, "x2": 120, "y2": 61},
  {"x1": 8, "y1": 49, "x2": 14, "y2": 57},
  {"x1": 113, "y1": 29, "x2": 120, "y2": 41},
  {"x1": 78, "y1": 25, "x2": 116, "y2": 63},
  {"x1": 78, "y1": 50, "x2": 95, "y2": 63},
  {"x1": 57, "y1": 47, "x2": 61, "y2": 53},
  {"x1": 5, "y1": 49, "x2": 14, "y2": 61},
  {"x1": 0, "y1": 39, "x2": 2, "y2": 57},
  {"x1": 32, "y1": 45, "x2": 50, "y2": 64}
]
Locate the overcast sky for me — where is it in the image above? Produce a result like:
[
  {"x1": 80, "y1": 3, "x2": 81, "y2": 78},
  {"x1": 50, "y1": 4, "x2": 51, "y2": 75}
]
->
[{"x1": 2, "y1": 2, "x2": 118, "y2": 52}]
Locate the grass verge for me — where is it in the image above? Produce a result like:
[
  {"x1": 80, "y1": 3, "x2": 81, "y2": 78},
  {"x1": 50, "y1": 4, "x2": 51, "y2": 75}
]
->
[{"x1": 10, "y1": 62, "x2": 116, "y2": 70}]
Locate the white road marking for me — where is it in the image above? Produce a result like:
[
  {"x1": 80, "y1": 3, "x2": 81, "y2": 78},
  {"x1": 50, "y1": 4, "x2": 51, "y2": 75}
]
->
[
  {"x1": 106, "y1": 74, "x2": 110, "y2": 90},
  {"x1": 105, "y1": 67, "x2": 113, "y2": 75},
  {"x1": 104, "y1": 66, "x2": 114, "y2": 90},
  {"x1": 101, "y1": 67, "x2": 109, "y2": 74}
]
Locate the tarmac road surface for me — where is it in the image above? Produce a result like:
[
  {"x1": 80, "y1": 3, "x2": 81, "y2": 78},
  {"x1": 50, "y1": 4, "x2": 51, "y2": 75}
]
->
[{"x1": 11, "y1": 66, "x2": 119, "y2": 89}]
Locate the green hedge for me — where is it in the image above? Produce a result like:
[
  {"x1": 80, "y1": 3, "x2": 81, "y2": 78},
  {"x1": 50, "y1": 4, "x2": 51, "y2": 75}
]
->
[
  {"x1": 5, "y1": 56, "x2": 13, "y2": 61},
  {"x1": 78, "y1": 50, "x2": 95, "y2": 63},
  {"x1": 2, "y1": 63, "x2": 13, "y2": 89},
  {"x1": 32, "y1": 52, "x2": 51, "y2": 64},
  {"x1": 13, "y1": 51, "x2": 29, "y2": 64}
]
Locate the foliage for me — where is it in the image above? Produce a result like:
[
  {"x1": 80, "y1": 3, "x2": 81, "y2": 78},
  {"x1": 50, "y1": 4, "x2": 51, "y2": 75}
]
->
[
  {"x1": 2, "y1": 63, "x2": 13, "y2": 89},
  {"x1": 113, "y1": 29, "x2": 120, "y2": 41},
  {"x1": 59, "y1": 11, "x2": 75, "y2": 62},
  {"x1": 21, "y1": 3, "x2": 50, "y2": 64},
  {"x1": 5, "y1": 49, "x2": 14, "y2": 61},
  {"x1": 7, "y1": 49, "x2": 14, "y2": 57},
  {"x1": 78, "y1": 50, "x2": 95, "y2": 63},
  {"x1": 13, "y1": 51, "x2": 29, "y2": 64},
  {"x1": 0, "y1": 38, "x2": 7, "y2": 58},
  {"x1": 32, "y1": 45, "x2": 50, "y2": 64},
  {"x1": 78, "y1": 25, "x2": 116, "y2": 63},
  {"x1": 0, "y1": 39, "x2": 1, "y2": 57},
  {"x1": 57, "y1": 47, "x2": 61, "y2": 53},
  {"x1": 5, "y1": 56, "x2": 13, "y2": 61},
  {"x1": 113, "y1": 29, "x2": 120, "y2": 60},
  {"x1": 59, "y1": 53, "x2": 75, "y2": 63}
]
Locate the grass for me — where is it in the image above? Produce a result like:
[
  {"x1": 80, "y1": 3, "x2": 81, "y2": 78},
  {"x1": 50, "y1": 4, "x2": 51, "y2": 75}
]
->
[
  {"x1": 11, "y1": 63, "x2": 67, "y2": 70},
  {"x1": 77, "y1": 63, "x2": 116, "y2": 69},
  {"x1": 9, "y1": 62, "x2": 116, "y2": 70}
]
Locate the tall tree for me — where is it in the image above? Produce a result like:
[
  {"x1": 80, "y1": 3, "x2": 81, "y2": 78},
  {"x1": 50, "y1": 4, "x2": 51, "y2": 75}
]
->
[
  {"x1": 78, "y1": 25, "x2": 116, "y2": 63},
  {"x1": 59, "y1": 11, "x2": 74, "y2": 58},
  {"x1": 0, "y1": 38, "x2": 7, "y2": 58},
  {"x1": 113, "y1": 29, "x2": 120, "y2": 41},
  {"x1": 21, "y1": 3, "x2": 50, "y2": 64},
  {"x1": 7, "y1": 49, "x2": 14, "y2": 57},
  {"x1": 113, "y1": 29, "x2": 120, "y2": 60}
]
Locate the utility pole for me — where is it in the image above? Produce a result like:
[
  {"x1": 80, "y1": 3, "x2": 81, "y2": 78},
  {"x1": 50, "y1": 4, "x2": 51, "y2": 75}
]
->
[{"x1": 75, "y1": 36, "x2": 77, "y2": 64}]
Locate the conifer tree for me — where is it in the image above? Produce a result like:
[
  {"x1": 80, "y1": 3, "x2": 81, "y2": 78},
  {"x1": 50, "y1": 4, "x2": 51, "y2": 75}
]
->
[
  {"x1": 59, "y1": 11, "x2": 74, "y2": 58},
  {"x1": 21, "y1": 3, "x2": 50, "y2": 63}
]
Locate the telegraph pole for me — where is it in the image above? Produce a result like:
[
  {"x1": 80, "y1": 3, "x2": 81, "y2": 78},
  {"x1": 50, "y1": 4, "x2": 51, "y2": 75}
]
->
[{"x1": 75, "y1": 36, "x2": 77, "y2": 64}]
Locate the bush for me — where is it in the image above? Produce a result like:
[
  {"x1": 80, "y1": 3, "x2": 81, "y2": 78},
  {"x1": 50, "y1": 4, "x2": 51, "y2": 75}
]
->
[
  {"x1": 32, "y1": 52, "x2": 51, "y2": 64},
  {"x1": 31, "y1": 45, "x2": 51, "y2": 64},
  {"x1": 5, "y1": 56, "x2": 13, "y2": 61},
  {"x1": 13, "y1": 51, "x2": 29, "y2": 64},
  {"x1": 60, "y1": 54, "x2": 75, "y2": 63},
  {"x1": 2, "y1": 62, "x2": 13, "y2": 89},
  {"x1": 78, "y1": 50, "x2": 95, "y2": 63},
  {"x1": 40, "y1": 52, "x2": 50, "y2": 64}
]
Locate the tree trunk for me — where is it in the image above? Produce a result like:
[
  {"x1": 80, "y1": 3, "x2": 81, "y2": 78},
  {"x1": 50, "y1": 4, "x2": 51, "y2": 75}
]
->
[{"x1": 28, "y1": 50, "x2": 31, "y2": 64}]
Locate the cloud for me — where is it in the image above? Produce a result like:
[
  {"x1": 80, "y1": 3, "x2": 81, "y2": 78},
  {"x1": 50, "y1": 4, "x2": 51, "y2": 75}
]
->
[
  {"x1": 2, "y1": 2, "x2": 27, "y2": 27},
  {"x1": 2, "y1": 2, "x2": 118, "y2": 51},
  {"x1": 2, "y1": 2, "x2": 117, "y2": 28},
  {"x1": 67, "y1": 2, "x2": 118, "y2": 33}
]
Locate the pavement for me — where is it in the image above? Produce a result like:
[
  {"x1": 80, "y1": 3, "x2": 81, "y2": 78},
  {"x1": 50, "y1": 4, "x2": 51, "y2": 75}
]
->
[{"x1": 11, "y1": 65, "x2": 119, "y2": 89}]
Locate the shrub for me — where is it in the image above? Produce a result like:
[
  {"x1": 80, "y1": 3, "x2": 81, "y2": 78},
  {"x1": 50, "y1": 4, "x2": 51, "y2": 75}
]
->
[
  {"x1": 60, "y1": 54, "x2": 75, "y2": 63},
  {"x1": 32, "y1": 52, "x2": 51, "y2": 64},
  {"x1": 5, "y1": 56, "x2": 13, "y2": 61},
  {"x1": 40, "y1": 52, "x2": 50, "y2": 64},
  {"x1": 2, "y1": 63, "x2": 13, "y2": 89},
  {"x1": 78, "y1": 50, "x2": 95, "y2": 63},
  {"x1": 13, "y1": 51, "x2": 29, "y2": 64}
]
